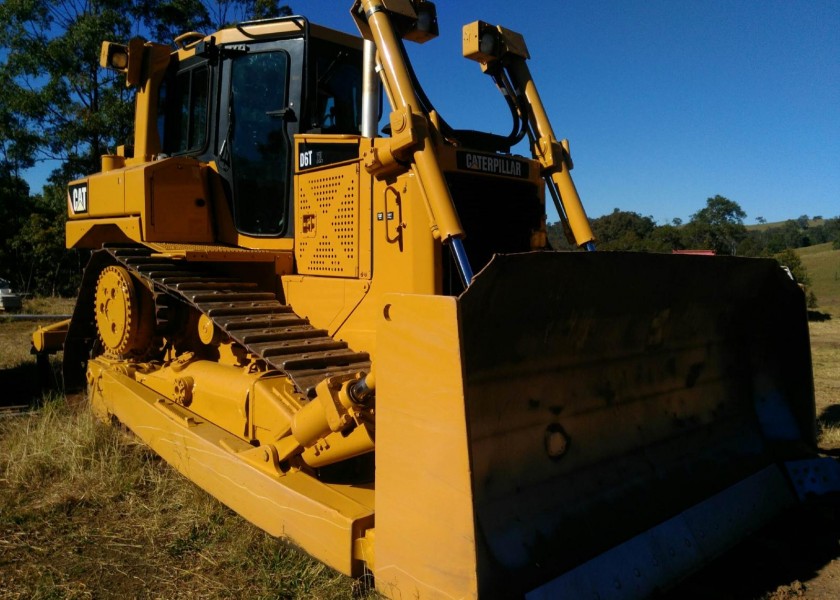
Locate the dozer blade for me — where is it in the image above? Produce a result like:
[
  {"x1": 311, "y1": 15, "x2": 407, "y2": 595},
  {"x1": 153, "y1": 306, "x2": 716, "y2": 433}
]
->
[{"x1": 374, "y1": 251, "x2": 817, "y2": 599}]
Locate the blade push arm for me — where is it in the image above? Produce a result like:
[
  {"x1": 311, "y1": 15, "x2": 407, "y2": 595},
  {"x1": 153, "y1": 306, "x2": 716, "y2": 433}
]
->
[{"x1": 463, "y1": 21, "x2": 597, "y2": 251}]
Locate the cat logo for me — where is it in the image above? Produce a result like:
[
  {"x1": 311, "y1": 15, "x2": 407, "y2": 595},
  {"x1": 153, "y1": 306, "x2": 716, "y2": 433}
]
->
[{"x1": 69, "y1": 182, "x2": 89, "y2": 214}]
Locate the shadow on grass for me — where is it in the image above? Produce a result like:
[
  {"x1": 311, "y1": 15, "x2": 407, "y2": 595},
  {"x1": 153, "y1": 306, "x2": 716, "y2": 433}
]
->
[
  {"x1": 819, "y1": 405, "x2": 840, "y2": 429},
  {"x1": 0, "y1": 357, "x2": 63, "y2": 408},
  {"x1": 809, "y1": 310, "x2": 833, "y2": 322}
]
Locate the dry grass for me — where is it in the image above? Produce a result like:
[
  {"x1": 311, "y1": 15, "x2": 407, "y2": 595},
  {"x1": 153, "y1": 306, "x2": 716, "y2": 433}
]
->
[
  {"x1": 17, "y1": 296, "x2": 76, "y2": 316},
  {"x1": 811, "y1": 319, "x2": 840, "y2": 450},
  {"x1": 793, "y1": 244, "x2": 839, "y2": 448},
  {"x1": 0, "y1": 397, "x2": 372, "y2": 599},
  {"x1": 0, "y1": 297, "x2": 73, "y2": 403},
  {"x1": 0, "y1": 319, "x2": 48, "y2": 370},
  {"x1": 0, "y1": 297, "x2": 372, "y2": 599},
  {"x1": 797, "y1": 243, "x2": 840, "y2": 317},
  {"x1": 1, "y1": 292, "x2": 837, "y2": 599},
  {"x1": 0, "y1": 297, "x2": 73, "y2": 368}
]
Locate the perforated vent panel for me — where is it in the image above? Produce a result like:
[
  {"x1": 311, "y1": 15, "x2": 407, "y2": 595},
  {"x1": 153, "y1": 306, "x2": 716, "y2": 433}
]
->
[{"x1": 296, "y1": 163, "x2": 359, "y2": 276}]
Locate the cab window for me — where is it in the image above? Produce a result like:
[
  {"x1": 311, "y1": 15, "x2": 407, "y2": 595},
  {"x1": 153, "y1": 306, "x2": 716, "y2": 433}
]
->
[
  {"x1": 228, "y1": 51, "x2": 290, "y2": 235},
  {"x1": 309, "y1": 41, "x2": 363, "y2": 134},
  {"x1": 158, "y1": 63, "x2": 210, "y2": 154}
]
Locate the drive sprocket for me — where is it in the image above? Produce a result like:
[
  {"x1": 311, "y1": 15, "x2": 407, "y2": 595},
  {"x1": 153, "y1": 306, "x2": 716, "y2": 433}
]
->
[{"x1": 94, "y1": 265, "x2": 151, "y2": 357}]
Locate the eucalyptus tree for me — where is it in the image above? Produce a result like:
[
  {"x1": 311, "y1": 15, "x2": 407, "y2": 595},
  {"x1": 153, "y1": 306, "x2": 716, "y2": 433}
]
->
[{"x1": 0, "y1": 0, "x2": 290, "y2": 295}]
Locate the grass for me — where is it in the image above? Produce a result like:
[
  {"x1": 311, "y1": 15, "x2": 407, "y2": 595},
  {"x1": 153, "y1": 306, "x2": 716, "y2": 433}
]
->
[
  {"x1": 0, "y1": 297, "x2": 74, "y2": 402},
  {"x1": 0, "y1": 397, "x2": 372, "y2": 599},
  {"x1": 811, "y1": 319, "x2": 840, "y2": 450},
  {"x1": 1, "y1": 288, "x2": 837, "y2": 598},
  {"x1": 745, "y1": 217, "x2": 830, "y2": 231},
  {"x1": 0, "y1": 296, "x2": 372, "y2": 599},
  {"x1": 797, "y1": 243, "x2": 840, "y2": 318},
  {"x1": 796, "y1": 245, "x2": 840, "y2": 453},
  {"x1": 16, "y1": 296, "x2": 77, "y2": 316}
]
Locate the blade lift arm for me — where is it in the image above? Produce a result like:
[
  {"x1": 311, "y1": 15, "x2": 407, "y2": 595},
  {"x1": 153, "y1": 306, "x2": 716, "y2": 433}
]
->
[
  {"x1": 352, "y1": 0, "x2": 474, "y2": 286},
  {"x1": 463, "y1": 21, "x2": 597, "y2": 251}
]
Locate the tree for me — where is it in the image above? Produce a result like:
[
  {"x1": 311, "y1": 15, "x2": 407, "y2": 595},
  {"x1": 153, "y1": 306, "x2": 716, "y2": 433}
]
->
[
  {"x1": 683, "y1": 195, "x2": 747, "y2": 255},
  {"x1": 0, "y1": 1, "x2": 292, "y2": 185},
  {"x1": 736, "y1": 234, "x2": 770, "y2": 258},
  {"x1": 0, "y1": 70, "x2": 40, "y2": 177},
  {"x1": 0, "y1": 1, "x2": 149, "y2": 182},
  {"x1": 826, "y1": 217, "x2": 840, "y2": 250},
  {"x1": 0, "y1": 168, "x2": 32, "y2": 288},
  {"x1": 774, "y1": 248, "x2": 817, "y2": 308},
  {"x1": 0, "y1": 0, "x2": 291, "y2": 297},
  {"x1": 647, "y1": 223, "x2": 685, "y2": 253},
  {"x1": 148, "y1": 1, "x2": 293, "y2": 45},
  {"x1": 0, "y1": 165, "x2": 83, "y2": 296},
  {"x1": 589, "y1": 209, "x2": 658, "y2": 251}
]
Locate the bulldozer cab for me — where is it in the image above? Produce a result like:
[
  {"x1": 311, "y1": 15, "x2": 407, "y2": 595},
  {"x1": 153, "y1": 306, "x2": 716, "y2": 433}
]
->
[{"x1": 156, "y1": 20, "x2": 367, "y2": 238}]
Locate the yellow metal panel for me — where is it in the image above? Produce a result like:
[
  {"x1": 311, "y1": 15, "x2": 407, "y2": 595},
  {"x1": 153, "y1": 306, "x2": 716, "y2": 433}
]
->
[
  {"x1": 142, "y1": 158, "x2": 213, "y2": 242},
  {"x1": 374, "y1": 293, "x2": 479, "y2": 599},
  {"x1": 124, "y1": 162, "x2": 149, "y2": 215},
  {"x1": 294, "y1": 166, "x2": 438, "y2": 358},
  {"x1": 65, "y1": 217, "x2": 143, "y2": 249},
  {"x1": 233, "y1": 234, "x2": 296, "y2": 252},
  {"x1": 85, "y1": 170, "x2": 126, "y2": 217},
  {"x1": 87, "y1": 358, "x2": 374, "y2": 576},
  {"x1": 31, "y1": 319, "x2": 70, "y2": 353},
  {"x1": 357, "y1": 151, "x2": 373, "y2": 280},
  {"x1": 369, "y1": 171, "x2": 438, "y2": 295},
  {"x1": 282, "y1": 275, "x2": 370, "y2": 337},
  {"x1": 204, "y1": 163, "x2": 239, "y2": 245},
  {"x1": 210, "y1": 21, "x2": 363, "y2": 50},
  {"x1": 143, "y1": 242, "x2": 292, "y2": 264},
  {"x1": 134, "y1": 360, "x2": 255, "y2": 439},
  {"x1": 295, "y1": 161, "x2": 361, "y2": 277}
]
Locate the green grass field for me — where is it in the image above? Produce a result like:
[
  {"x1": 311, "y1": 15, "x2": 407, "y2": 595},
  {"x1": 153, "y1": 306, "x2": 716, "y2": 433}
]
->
[
  {"x1": 797, "y1": 242, "x2": 840, "y2": 317},
  {"x1": 746, "y1": 217, "x2": 830, "y2": 231}
]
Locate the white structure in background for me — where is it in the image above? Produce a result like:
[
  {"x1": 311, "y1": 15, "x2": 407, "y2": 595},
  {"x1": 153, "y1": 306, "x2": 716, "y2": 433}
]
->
[{"x1": 0, "y1": 278, "x2": 22, "y2": 311}]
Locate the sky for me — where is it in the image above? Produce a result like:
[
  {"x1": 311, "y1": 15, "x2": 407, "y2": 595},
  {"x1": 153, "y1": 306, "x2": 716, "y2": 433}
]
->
[{"x1": 23, "y1": 0, "x2": 840, "y2": 225}]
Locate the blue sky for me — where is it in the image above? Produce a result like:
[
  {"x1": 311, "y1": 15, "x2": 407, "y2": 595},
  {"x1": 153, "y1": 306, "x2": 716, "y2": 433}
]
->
[{"x1": 24, "y1": 0, "x2": 839, "y2": 225}]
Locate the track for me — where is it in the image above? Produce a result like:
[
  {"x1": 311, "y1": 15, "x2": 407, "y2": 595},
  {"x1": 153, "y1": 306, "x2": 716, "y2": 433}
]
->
[{"x1": 74, "y1": 247, "x2": 370, "y2": 398}]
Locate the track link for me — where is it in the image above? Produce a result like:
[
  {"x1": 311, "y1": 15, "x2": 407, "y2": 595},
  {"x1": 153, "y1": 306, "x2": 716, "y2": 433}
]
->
[{"x1": 105, "y1": 247, "x2": 370, "y2": 397}]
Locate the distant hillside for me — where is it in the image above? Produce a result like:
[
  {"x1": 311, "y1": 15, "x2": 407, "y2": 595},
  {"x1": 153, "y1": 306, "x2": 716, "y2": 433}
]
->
[
  {"x1": 796, "y1": 243, "x2": 840, "y2": 317},
  {"x1": 747, "y1": 218, "x2": 829, "y2": 232}
]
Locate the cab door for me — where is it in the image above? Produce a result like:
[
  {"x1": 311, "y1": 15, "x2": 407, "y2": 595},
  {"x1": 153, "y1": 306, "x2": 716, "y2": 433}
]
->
[{"x1": 217, "y1": 39, "x2": 304, "y2": 237}]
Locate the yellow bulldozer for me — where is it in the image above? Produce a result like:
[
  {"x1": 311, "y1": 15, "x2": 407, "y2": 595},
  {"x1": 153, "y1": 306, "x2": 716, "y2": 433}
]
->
[{"x1": 31, "y1": 1, "x2": 840, "y2": 597}]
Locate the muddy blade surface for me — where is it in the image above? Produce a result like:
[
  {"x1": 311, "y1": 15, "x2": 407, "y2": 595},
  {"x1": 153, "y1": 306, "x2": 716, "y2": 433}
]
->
[{"x1": 459, "y1": 251, "x2": 815, "y2": 596}]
